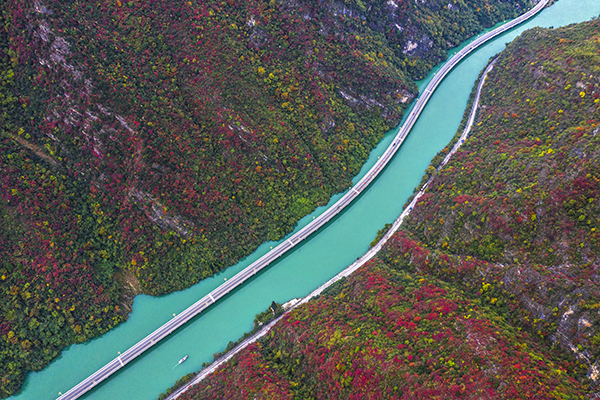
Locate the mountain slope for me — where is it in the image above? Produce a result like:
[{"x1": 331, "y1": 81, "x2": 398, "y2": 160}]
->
[
  {"x1": 178, "y1": 261, "x2": 587, "y2": 399},
  {"x1": 396, "y1": 19, "x2": 600, "y2": 378},
  {"x1": 0, "y1": 0, "x2": 529, "y2": 396}
]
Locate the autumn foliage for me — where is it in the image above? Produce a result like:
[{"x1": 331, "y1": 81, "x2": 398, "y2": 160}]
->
[
  {"x1": 0, "y1": 0, "x2": 530, "y2": 396},
  {"x1": 179, "y1": 261, "x2": 586, "y2": 399}
]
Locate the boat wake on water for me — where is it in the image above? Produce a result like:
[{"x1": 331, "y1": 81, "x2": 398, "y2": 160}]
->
[{"x1": 172, "y1": 355, "x2": 188, "y2": 369}]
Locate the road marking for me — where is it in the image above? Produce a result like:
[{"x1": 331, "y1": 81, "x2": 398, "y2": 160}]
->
[
  {"x1": 351, "y1": 188, "x2": 359, "y2": 195},
  {"x1": 209, "y1": 294, "x2": 215, "y2": 302},
  {"x1": 118, "y1": 357, "x2": 124, "y2": 367},
  {"x1": 287, "y1": 239, "x2": 294, "y2": 247}
]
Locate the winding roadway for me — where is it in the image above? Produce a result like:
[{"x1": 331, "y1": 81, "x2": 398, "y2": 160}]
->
[{"x1": 56, "y1": 1, "x2": 549, "y2": 399}]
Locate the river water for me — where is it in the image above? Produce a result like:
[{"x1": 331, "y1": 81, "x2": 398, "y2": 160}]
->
[{"x1": 12, "y1": 1, "x2": 600, "y2": 399}]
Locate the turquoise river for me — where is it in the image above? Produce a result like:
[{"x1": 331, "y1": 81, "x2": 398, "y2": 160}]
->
[{"x1": 11, "y1": 1, "x2": 600, "y2": 399}]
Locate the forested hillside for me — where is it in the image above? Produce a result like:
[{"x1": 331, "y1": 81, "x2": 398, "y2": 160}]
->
[
  {"x1": 172, "y1": 19, "x2": 600, "y2": 399},
  {"x1": 397, "y1": 19, "x2": 600, "y2": 381},
  {"x1": 178, "y1": 261, "x2": 589, "y2": 399},
  {"x1": 0, "y1": 0, "x2": 529, "y2": 396}
]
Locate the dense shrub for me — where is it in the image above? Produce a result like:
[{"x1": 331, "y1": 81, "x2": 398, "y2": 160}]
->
[{"x1": 179, "y1": 261, "x2": 587, "y2": 399}]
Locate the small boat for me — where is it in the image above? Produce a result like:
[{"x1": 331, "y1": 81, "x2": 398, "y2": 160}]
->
[{"x1": 178, "y1": 355, "x2": 188, "y2": 364}]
